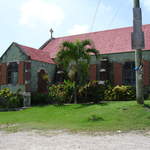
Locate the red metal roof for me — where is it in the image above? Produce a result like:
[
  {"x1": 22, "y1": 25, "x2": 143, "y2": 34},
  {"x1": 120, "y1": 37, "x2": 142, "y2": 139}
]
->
[
  {"x1": 41, "y1": 24, "x2": 150, "y2": 58},
  {"x1": 17, "y1": 44, "x2": 55, "y2": 64}
]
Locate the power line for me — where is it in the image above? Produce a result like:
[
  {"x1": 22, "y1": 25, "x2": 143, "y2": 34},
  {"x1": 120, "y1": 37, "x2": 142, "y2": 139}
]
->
[
  {"x1": 90, "y1": 0, "x2": 102, "y2": 32},
  {"x1": 106, "y1": 1, "x2": 123, "y2": 29}
]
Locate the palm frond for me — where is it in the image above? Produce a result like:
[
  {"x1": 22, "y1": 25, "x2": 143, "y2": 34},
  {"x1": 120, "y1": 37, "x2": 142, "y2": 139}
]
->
[
  {"x1": 56, "y1": 39, "x2": 100, "y2": 85},
  {"x1": 86, "y1": 48, "x2": 100, "y2": 58}
]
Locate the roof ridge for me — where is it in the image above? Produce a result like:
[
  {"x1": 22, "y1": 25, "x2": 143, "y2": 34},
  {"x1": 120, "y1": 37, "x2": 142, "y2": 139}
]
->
[
  {"x1": 53, "y1": 24, "x2": 150, "y2": 40},
  {"x1": 39, "y1": 38, "x2": 55, "y2": 50},
  {"x1": 41, "y1": 24, "x2": 150, "y2": 58}
]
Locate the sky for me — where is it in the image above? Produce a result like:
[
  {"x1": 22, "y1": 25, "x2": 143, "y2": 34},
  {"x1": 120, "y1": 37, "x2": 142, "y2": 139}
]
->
[{"x1": 0, "y1": 0, "x2": 150, "y2": 56}]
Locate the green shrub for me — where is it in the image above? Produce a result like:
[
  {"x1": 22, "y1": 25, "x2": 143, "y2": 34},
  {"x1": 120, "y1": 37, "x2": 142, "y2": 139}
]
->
[
  {"x1": 63, "y1": 80, "x2": 75, "y2": 102},
  {"x1": 48, "y1": 80, "x2": 75, "y2": 104},
  {"x1": 0, "y1": 88, "x2": 13, "y2": 99},
  {"x1": 0, "y1": 88, "x2": 23, "y2": 108},
  {"x1": 78, "y1": 80, "x2": 106, "y2": 103},
  {"x1": 49, "y1": 84, "x2": 67, "y2": 105},
  {"x1": 7, "y1": 96, "x2": 21, "y2": 108},
  {"x1": 31, "y1": 93, "x2": 50, "y2": 106},
  {"x1": 104, "y1": 85, "x2": 136, "y2": 101}
]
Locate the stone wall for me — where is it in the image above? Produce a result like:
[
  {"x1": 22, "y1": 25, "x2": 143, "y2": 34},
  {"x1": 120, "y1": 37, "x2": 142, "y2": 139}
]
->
[
  {"x1": 0, "y1": 43, "x2": 27, "y2": 92},
  {"x1": 30, "y1": 60, "x2": 56, "y2": 92},
  {"x1": 0, "y1": 43, "x2": 27, "y2": 63}
]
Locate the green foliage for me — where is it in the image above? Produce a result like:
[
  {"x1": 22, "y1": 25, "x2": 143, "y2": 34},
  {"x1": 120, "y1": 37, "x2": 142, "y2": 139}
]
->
[
  {"x1": 78, "y1": 80, "x2": 106, "y2": 103},
  {"x1": 56, "y1": 39, "x2": 99, "y2": 72},
  {"x1": 48, "y1": 80, "x2": 75, "y2": 104},
  {"x1": 0, "y1": 88, "x2": 13, "y2": 99},
  {"x1": 0, "y1": 88, "x2": 23, "y2": 108},
  {"x1": 104, "y1": 85, "x2": 136, "y2": 101},
  {"x1": 48, "y1": 82, "x2": 136, "y2": 104},
  {"x1": 49, "y1": 84, "x2": 67, "y2": 105},
  {"x1": 7, "y1": 96, "x2": 20, "y2": 108},
  {"x1": 56, "y1": 39, "x2": 99, "y2": 103},
  {"x1": 31, "y1": 93, "x2": 50, "y2": 106},
  {"x1": 63, "y1": 80, "x2": 75, "y2": 97}
]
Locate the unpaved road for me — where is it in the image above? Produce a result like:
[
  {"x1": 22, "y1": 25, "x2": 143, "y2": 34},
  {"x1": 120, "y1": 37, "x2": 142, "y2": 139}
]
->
[{"x1": 0, "y1": 130, "x2": 150, "y2": 150}]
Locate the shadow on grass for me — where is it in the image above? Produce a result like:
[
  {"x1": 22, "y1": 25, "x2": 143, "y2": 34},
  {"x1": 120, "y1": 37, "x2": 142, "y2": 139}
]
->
[
  {"x1": 75, "y1": 101, "x2": 109, "y2": 109},
  {"x1": 144, "y1": 104, "x2": 150, "y2": 109},
  {"x1": 32, "y1": 103, "x2": 68, "y2": 108},
  {"x1": 32, "y1": 101, "x2": 109, "y2": 109}
]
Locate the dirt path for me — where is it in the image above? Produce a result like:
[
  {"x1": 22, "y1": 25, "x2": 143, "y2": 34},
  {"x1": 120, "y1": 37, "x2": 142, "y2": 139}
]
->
[{"x1": 0, "y1": 130, "x2": 150, "y2": 150}]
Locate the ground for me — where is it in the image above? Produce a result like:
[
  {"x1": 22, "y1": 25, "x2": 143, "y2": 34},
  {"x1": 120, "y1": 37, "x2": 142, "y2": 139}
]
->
[
  {"x1": 0, "y1": 130, "x2": 150, "y2": 150},
  {"x1": 0, "y1": 101, "x2": 150, "y2": 149},
  {"x1": 0, "y1": 101, "x2": 150, "y2": 131}
]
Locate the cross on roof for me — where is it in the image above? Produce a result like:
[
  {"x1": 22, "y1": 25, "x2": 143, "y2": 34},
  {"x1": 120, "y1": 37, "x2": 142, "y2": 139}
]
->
[{"x1": 50, "y1": 28, "x2": 54, "y2": 39}]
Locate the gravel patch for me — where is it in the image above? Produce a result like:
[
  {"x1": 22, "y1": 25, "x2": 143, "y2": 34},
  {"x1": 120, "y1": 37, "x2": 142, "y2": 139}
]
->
[{"x1": 0, "y1": 130, "x2": 150, "y2": 150}]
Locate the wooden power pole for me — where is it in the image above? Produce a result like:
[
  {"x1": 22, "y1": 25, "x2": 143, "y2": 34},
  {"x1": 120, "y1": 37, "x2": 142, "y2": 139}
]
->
[{"x1": 132, "y1": 0, "x2": 145, "y2": 104}]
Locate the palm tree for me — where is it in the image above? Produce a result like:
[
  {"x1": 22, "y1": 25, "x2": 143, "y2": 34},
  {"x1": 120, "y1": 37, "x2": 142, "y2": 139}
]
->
[{"x1": 56, "y1": 39, "x2": 99, "y2": 103}]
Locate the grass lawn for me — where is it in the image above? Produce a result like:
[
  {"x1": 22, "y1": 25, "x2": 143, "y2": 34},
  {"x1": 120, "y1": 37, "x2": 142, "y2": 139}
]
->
[{"x1": 0, "y1": 101, "x2": 150, "y2": 132}]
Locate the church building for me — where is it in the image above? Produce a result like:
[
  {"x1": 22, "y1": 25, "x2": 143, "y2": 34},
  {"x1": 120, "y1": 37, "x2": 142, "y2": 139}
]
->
[{"x1": 0, "y1": 24, "x2": 150, "y2": 94}]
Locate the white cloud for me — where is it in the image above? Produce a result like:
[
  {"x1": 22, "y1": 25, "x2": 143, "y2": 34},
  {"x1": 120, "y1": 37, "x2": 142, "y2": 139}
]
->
[
  {"x1": 68, "y1": 24, "x2": 89, "y2": 35},
  {"x1": 19, "y1": 0, "x2": 64, "y2": 27}
]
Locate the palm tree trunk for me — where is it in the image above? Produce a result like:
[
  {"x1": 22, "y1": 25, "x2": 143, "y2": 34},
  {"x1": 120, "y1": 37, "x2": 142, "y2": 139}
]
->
[
  {"x1": 74, "y1": 83, "x2": 77, "y2": 104},
  {"x1": 74, "y1": 87, "x2": 77, "y2": 104}
]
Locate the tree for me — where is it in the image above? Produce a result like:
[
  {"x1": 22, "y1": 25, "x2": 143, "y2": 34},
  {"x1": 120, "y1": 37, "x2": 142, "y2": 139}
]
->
[{"x1": 56, "y1": 39, "x2": 99, "y2": 104}]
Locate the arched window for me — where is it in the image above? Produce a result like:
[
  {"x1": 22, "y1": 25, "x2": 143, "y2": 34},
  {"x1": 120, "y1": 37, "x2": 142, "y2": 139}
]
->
[
  {"x1": 123, "y1": 62, "x2": 135, "y2": 85},
  {"x1": 7, "y1": 62, "x2": 18, "y2": 84}
]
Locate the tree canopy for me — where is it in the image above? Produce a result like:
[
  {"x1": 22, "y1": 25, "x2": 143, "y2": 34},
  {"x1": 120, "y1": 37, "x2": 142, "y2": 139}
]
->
[{"x1": 56, "y1": 39, "x2": 99, "y2": 103}]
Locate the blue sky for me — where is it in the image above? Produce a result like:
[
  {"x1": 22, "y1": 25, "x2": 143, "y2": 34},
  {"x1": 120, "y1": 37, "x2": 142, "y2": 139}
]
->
[{"x1": 0, "y1": 0, "x2": 150, "y2": 56}]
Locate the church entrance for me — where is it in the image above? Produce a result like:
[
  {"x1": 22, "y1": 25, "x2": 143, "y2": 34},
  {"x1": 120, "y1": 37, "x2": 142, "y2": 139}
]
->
[{"x1": 37, "y1": 69, "x2": 49, "y2": 93}]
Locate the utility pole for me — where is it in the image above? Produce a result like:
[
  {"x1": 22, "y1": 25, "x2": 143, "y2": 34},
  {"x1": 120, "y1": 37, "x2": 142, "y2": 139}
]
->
[{"x1": 132, "y1": 0, "x2": 145, "y2": 104}]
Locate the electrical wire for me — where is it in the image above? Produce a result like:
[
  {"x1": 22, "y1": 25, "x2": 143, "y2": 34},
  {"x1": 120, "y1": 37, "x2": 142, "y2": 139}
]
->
[
  {"x1": 90, "y1": 0, "x2": 102, "y2": 32},
  {"x1": 106, "y1": 0, "x2": 123, "y2": 29}
]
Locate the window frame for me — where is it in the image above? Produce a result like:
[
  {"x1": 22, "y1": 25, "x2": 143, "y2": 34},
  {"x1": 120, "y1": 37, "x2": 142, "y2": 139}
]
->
[
  {"x1": 7, "y1": 62, "x2": 18, "y2": 84},
  {"x1": 122, "y1": 61, "x2": 135, "y2": 86}
]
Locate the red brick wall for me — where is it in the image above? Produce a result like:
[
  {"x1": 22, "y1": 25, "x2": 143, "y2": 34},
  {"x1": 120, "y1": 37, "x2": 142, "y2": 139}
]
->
[
  {"x1": 1, "y1": 63, "x2": 7, "y2": 84},
  {"x1": 18, "y1": 62, "x2": 25, "y2": 84},
  {"x1": 89, "y1": 64, "x2": 97, "y2": 80},
  {"x1": 113, "y1": 62, "x2": 122, "y2": 85},
  {"x1": 143, "y1": 60, "x2": 150, "y2": 86}
]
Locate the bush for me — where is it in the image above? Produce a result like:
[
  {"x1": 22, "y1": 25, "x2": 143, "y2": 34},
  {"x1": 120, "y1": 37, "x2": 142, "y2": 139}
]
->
[
  {"x1": 49, "y1": 80, "x2": 108, "y2": 104},
  {"x1": 0, "y1": 88, "x2": 23, "y2": 108},
  {"x1": 49, "y1": 84, "x2": 67, "y2": 105},
  {"x1": 48, "y1": 80, "x2": 75, "y2": 104},
  {"x1": 78, "y1": 80, "x2": 106, "y2": 103},
  {"x1": 7, "y1": 96, "x2": 21, "y2": 108},
  {"x1": 104, "y1": 85, "x2": 136, "y2": 101},
  {"x1": 31, "y1": 93, "x2": 50, "y2": 106}
]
